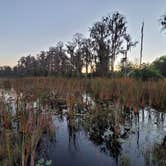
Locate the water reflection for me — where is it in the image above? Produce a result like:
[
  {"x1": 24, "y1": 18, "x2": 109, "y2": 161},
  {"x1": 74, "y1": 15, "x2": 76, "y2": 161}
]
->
[
  {"x1": 40, "y1": 107, "x2": 166, "y2": 166},
  {"x1": 67, "y1": 116, "x2": 80, "y2": 151},
  {"x1": 145, "y1": 136, "x2": 166, "y2": 166},
  {"x1": 1, "y1": 88, "x2": 165, "y2": 165}
]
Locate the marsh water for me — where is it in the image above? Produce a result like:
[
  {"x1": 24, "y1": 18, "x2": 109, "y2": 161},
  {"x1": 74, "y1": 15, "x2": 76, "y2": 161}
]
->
[
  {"x1": 37, "y1": 108, "x2": 166, "y2": 166},
  {"x1": 1, "y1": 89, "x2": 166, "y2": 166}
]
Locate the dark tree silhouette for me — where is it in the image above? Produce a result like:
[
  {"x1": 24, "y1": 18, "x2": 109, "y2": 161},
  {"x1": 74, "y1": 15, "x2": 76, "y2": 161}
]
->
[
  {"x1": 103, "y1": 12, "x2": 130, "y2": 73},
  {"x1": 17, "y1": 55, "x2": 37, "y2": 76},
  {"x1": 46, "y1": 42, "x2": 73, "y2": 76},
  {"x1": 80, "y1": 38, "x2": 93, "y2": 75},
  {"x1": 90, "y1": 12, "x2": 135, "y2": 76},
  {"x1": 36, "y1": 51, "x2": 48, "y2": 76},
  {"x1": 160, "y1": 14, "x2": 166, "y2": 31},
  {"x1": 90, "y1": 20, "x2": 110, "y2": 76},
  {"x1": 152, "y1": 56, "x2": 166, "y2": 77},
  {"x1": 66, "y1": 33, "x2": 84, "y2": 77},
  {"x1": 0, "y1": 66, "x2": 13, "y2": 77},
  {"x1": 0, "y1": 12, "x2": 138, "y2": 78}
]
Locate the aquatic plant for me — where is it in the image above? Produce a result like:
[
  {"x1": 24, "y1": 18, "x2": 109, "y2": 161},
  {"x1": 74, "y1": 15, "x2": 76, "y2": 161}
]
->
[
  {"x1": 0, "y1": 77, "x2": 165, "y2": 165},
  {"x1": 0, "y1": 89, "x2": 55, "y2": 166}
]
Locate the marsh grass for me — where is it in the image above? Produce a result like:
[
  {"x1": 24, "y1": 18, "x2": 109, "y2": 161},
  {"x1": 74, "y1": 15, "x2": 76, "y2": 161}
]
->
[
  {"x1": 0, "y1": 77, "x2": 165, "y2": 165},
  {"x1": 0, "y1": 88, "x2": 55, "y2": 166},
  {"x1": 89, "y1": 78, "x2": 166, "y2": 111}
]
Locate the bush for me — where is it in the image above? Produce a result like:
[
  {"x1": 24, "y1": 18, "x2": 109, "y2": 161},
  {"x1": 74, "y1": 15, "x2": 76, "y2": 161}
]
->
[
  {"x1": 151, "y1": 55, "x2": 166, "y2": 77},
  {"x1": 129, "y1": 65, "x2": 163, "y2": 81}
]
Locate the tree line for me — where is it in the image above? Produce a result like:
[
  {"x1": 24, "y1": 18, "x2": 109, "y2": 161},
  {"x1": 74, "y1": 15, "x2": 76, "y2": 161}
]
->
[{"x1": 0, "y1": 12, "x2": 165, "y2": 78}]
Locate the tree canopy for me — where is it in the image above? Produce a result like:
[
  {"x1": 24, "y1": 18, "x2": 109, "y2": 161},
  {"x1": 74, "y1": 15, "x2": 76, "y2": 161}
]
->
[{"x1": 0, "y1": 12, "x2": 165, "y2": 80}]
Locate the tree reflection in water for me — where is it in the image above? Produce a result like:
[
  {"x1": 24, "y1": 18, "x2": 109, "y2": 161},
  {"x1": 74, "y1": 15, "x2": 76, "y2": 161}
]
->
[
  {"x1": 145, "y1": 136, "x2": 166, "y2": 166},
  {"x1": 64, "y1": 106, "x2": 166, "y2": 165},
  {"x1": 67, "y1": 116, "x2": 78, "y2": 151}
]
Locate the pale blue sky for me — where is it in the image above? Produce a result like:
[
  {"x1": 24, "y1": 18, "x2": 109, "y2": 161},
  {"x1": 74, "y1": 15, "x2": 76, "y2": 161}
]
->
[{"x1": 0, "y1": 0, "x2": 166, "y2": 66}]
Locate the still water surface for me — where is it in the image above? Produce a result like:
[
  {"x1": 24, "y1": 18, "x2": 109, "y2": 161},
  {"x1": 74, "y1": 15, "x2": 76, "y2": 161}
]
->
[{"x1": 38, "y1": 108, "x2": 166, "y2": 166}]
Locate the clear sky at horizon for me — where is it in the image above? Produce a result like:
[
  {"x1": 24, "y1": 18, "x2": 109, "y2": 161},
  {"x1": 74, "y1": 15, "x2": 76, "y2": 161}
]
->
[{"x1": 0, "y1": 0, "x2": 166, "y2": 66}]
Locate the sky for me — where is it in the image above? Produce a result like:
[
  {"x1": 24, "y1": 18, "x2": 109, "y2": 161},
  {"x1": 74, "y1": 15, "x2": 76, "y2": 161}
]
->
[{"x1": 0, "y1": 0, "x2": 166, "y2": 66}]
